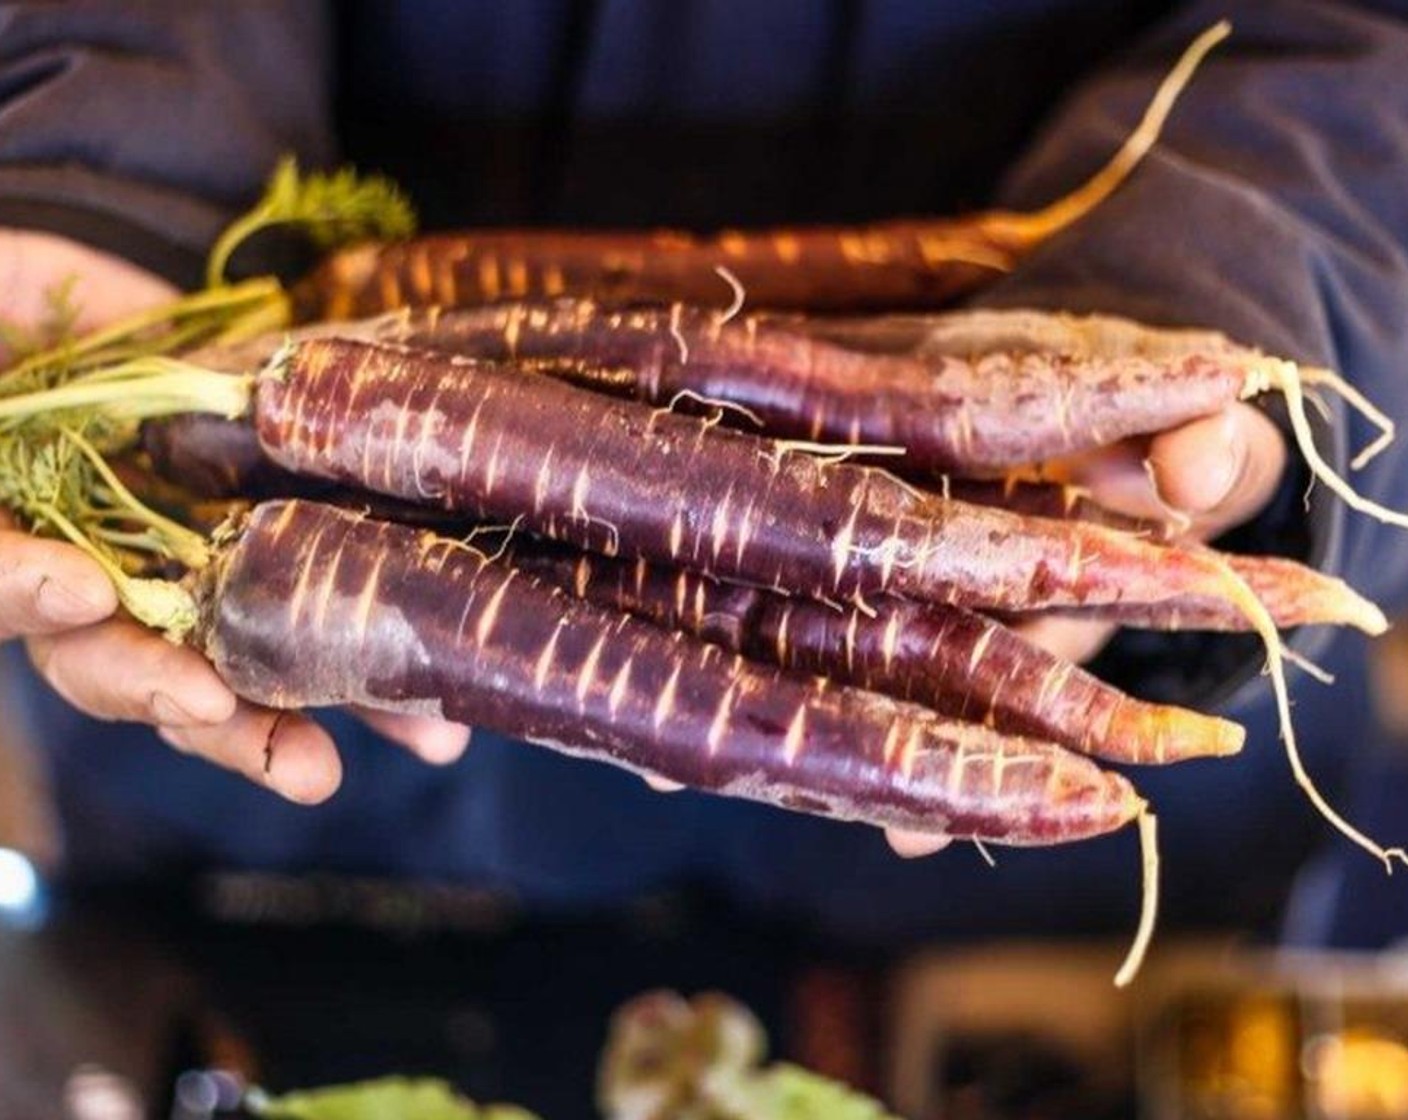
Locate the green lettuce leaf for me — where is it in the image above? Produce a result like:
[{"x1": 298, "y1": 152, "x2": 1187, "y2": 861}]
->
[{"x1": 247, "y1": 1077, "x2": 539, "y2": 1120}]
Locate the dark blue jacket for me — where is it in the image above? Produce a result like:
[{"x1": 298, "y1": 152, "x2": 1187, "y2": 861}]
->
[{"x1": 4, "y1": 0, "x2": 1408, "y2": 942}]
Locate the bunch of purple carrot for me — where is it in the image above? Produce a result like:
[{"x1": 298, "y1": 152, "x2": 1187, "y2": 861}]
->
[{"x1": 5, "y1": 22, "x2": 1400, "y2": 983}]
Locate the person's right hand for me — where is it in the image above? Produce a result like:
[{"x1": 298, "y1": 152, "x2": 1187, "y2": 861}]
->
[{"x1": 2, "y1": 229, "x2": 470, "y2": 804}]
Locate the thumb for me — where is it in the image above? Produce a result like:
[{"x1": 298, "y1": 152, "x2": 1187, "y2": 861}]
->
[{"x1": 1146, "y1": 403, "x2": 1287, "y2": 537}]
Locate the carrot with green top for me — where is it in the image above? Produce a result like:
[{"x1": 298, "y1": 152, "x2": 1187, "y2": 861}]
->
[{"x1": 7, "y1": 332, "x2": 1398, "y2": 868}]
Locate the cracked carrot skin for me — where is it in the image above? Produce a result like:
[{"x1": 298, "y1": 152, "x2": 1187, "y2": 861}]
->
[
  {"x1": 290, "y1": 220, "x2": 1017, "y2": 322},
  {"x1": 504, "y1": 543, "x2": 1245, "y2": 765},
  {"x1": 252, "y1": 338, "x2": 1249, "y2": 614},
  {"x1": 198, "y1": 500, "x2": 1143, "y2": 844},
  {"x1": 372, "y1": 300, "x2": 1250, "y2": 474}
]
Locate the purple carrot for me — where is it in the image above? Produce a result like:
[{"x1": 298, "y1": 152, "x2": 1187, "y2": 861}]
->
[
  {"x1": 288, "y1": 26, "x2": 1229, "y2": 319},
  {"x1": 234, "y1": 342, "x2": 1397, "y2": 869},
  {"x1": 503, "y1": 543, "x2": 1245, "y2": 765},
  {"x1": 197, "y1": 499, "x2": 1143, "y2": 844},
  {"x1": 248, "y1": 337, "x2": 1264, "y2": 617},
  {"x1": 368, "y1": 301, "x2": 1252, "y2": 473},
  {"x1": 137, "y1": 400, "x2": 1385, "y2": 636}
]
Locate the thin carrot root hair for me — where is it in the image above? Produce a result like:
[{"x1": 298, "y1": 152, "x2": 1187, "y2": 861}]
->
[
  {"x1": 462, "y1": 513, "x2": 528, "y2": 564},
  {"x1": 1283, "y1": 646, "x2": 1336, "y2": 686},
  {"x1": 978, "y1": 20, "x2": 1231, "y2": 249},
  {"x1": 714, "y1": 265, "x2": 746, "y2": 323},
  {"x1": 1139, "y1": 459, "x2": 1194, "y2": 536},
  {"x1": 762, "y1": 439, "x2": 908, "y2": 466},
  {"x1": 1207, "y1": 549, "x2": 1406, "y2": 872},
  {"x1": 657, "y1": 389, "x2": 766, "y2": 428},
  {"x1": 1299, "y1": 365, "x2": 1397, "y2": 471},
  {"x1": 668, "y1": 303, "x2": 690, "y2": 363},
  {"x1": 1246, "y1": 358, "x2": 1408, "y2": 529},
  {"x1": 1115, "y1": 810, "x2": 1159, "y2": 988}
]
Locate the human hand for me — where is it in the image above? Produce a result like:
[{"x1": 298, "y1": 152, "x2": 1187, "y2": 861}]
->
[
  {"x1": 2, "y1": 230, "x2": 468, "y2": 803},
  {"x1": 884, "y1": 400, "x2": 1287, "y2": 858}
]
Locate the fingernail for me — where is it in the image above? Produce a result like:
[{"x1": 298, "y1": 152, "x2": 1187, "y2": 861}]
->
[
  {"x1": 36, "y1": 576, "x2": 110, "y2": 624},
  {"x1": 420, "y1": 725, "x2": 471, "y2": 765},
  {"x1": 151, "y1": 691, "x2": 201, "y2": 728},
  {"x1": 156, "y1": 725, "x2": 191, "y2": 753},
  {"x1": 1211, "y1": 411, "x2": 1248, "y2": 505}
]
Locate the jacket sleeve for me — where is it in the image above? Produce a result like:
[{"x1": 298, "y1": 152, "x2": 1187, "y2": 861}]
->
[
  {"x1": 0, "y1": 1, "x2": 334, "y2": 287},
  {"x1": 975, "y1": 0, "x2": 1408, "y2": 707}
]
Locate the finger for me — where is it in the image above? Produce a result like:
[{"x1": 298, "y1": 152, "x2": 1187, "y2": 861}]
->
[
  {"x1": 0, "y1": 523, "x2": 118, "y2": 639},
  {"x1": 1147, "y1": 404, "x2": 1286, "y2": 536},
  {"x1": 27, "y1": 617, "x2": 236, "y2": 727},
  {"x1": 642, "y1": 772, "x2": 686, "y2": 793},
  {"x1": 1011, "y1": 614, "x2": 1119, "y2": 665},
  {"x1": 350, "y1": 706, "x2": 471, "y2": 765},
  {"x1": 0, "y1": 229, "x2": 177, "y2": 343},
  {"x1": 158, "y1": 702, "x2": 343, "y2": 805},
  {"x1": 885, "y1": 828, "x2": 953, "y2": 858},
  {"x1": 1053, "y1": 438, "x2": 1162, "y2": 522}
]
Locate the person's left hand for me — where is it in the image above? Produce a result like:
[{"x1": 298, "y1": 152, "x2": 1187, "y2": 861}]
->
[
  {"x1": 3, "y1": 229, "x2": 469, "y2": 805},
  {"x1": 885, "y1": 399, "x2": 1287, "y2": 858}
]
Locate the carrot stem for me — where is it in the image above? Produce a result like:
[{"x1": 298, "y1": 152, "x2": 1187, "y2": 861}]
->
[
  {"x1": 0, "y1": 359, "x2": 253, "y2": 429},
  {"x1": 36, "y1": 500, "x2": 198, "y2": 635},
  {"x1": 0, "y1": 279, "x2": 285, "y2": 391}
]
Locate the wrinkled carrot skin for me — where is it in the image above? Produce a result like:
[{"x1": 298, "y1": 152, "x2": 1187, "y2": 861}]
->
[
  {"x1": 253, "y1": 339, "x2": 1244, "y2": 614},
  {"x1": 505, "y1": 543, "x2": 1244, "y2": 765},
  {"x1": 200, "y1": 500, "x2": 1141, "y2": 843},
  {"x1": 948, "y1": 478, "x2": 1388, "y2": 634},
  {"x1": 372, "y1": 301, "x2": 1249, "y2": 473},
  {"x1": 291, "y1": 220, "x2": 1018, "y2": 322}
]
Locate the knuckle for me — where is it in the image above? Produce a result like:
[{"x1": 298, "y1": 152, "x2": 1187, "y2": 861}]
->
[
  {"x1": 0, "y1": 534, "x2": 31, "y2": 586},
  {"x1": 27, "y1": 627, "x2": 142, "y2": 724},
  {"x1": 26, "y1": 636, "x2": 107, "y2": 719}
]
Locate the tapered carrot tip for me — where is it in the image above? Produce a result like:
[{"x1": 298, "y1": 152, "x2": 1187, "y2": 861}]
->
[
  {"x1": 1285, "y1": 573, "x2": 1386, "y2": 635},
  {"x1": 1243, "y1": 557, "x2": 1390, "y2": 635},
  {"x1": 1363, "y1": 602, "x2": 1390, "y2": 636},
  {"x1": 1035, "y1": 766, "x2": 1145, "y2": 845},
  {"x1": 1210, "y1": 719, "x2": 1248, "y2": 757},
  {"x1": 1106, "y1": 706, "x2": 1246, "y2": 764},
  {"x1": 1349, "y1": 594, "x2": 1389, "y2": 636},
  {"x1": 1096, "y1": 778, "x2": 1148, "y2": 832}
]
